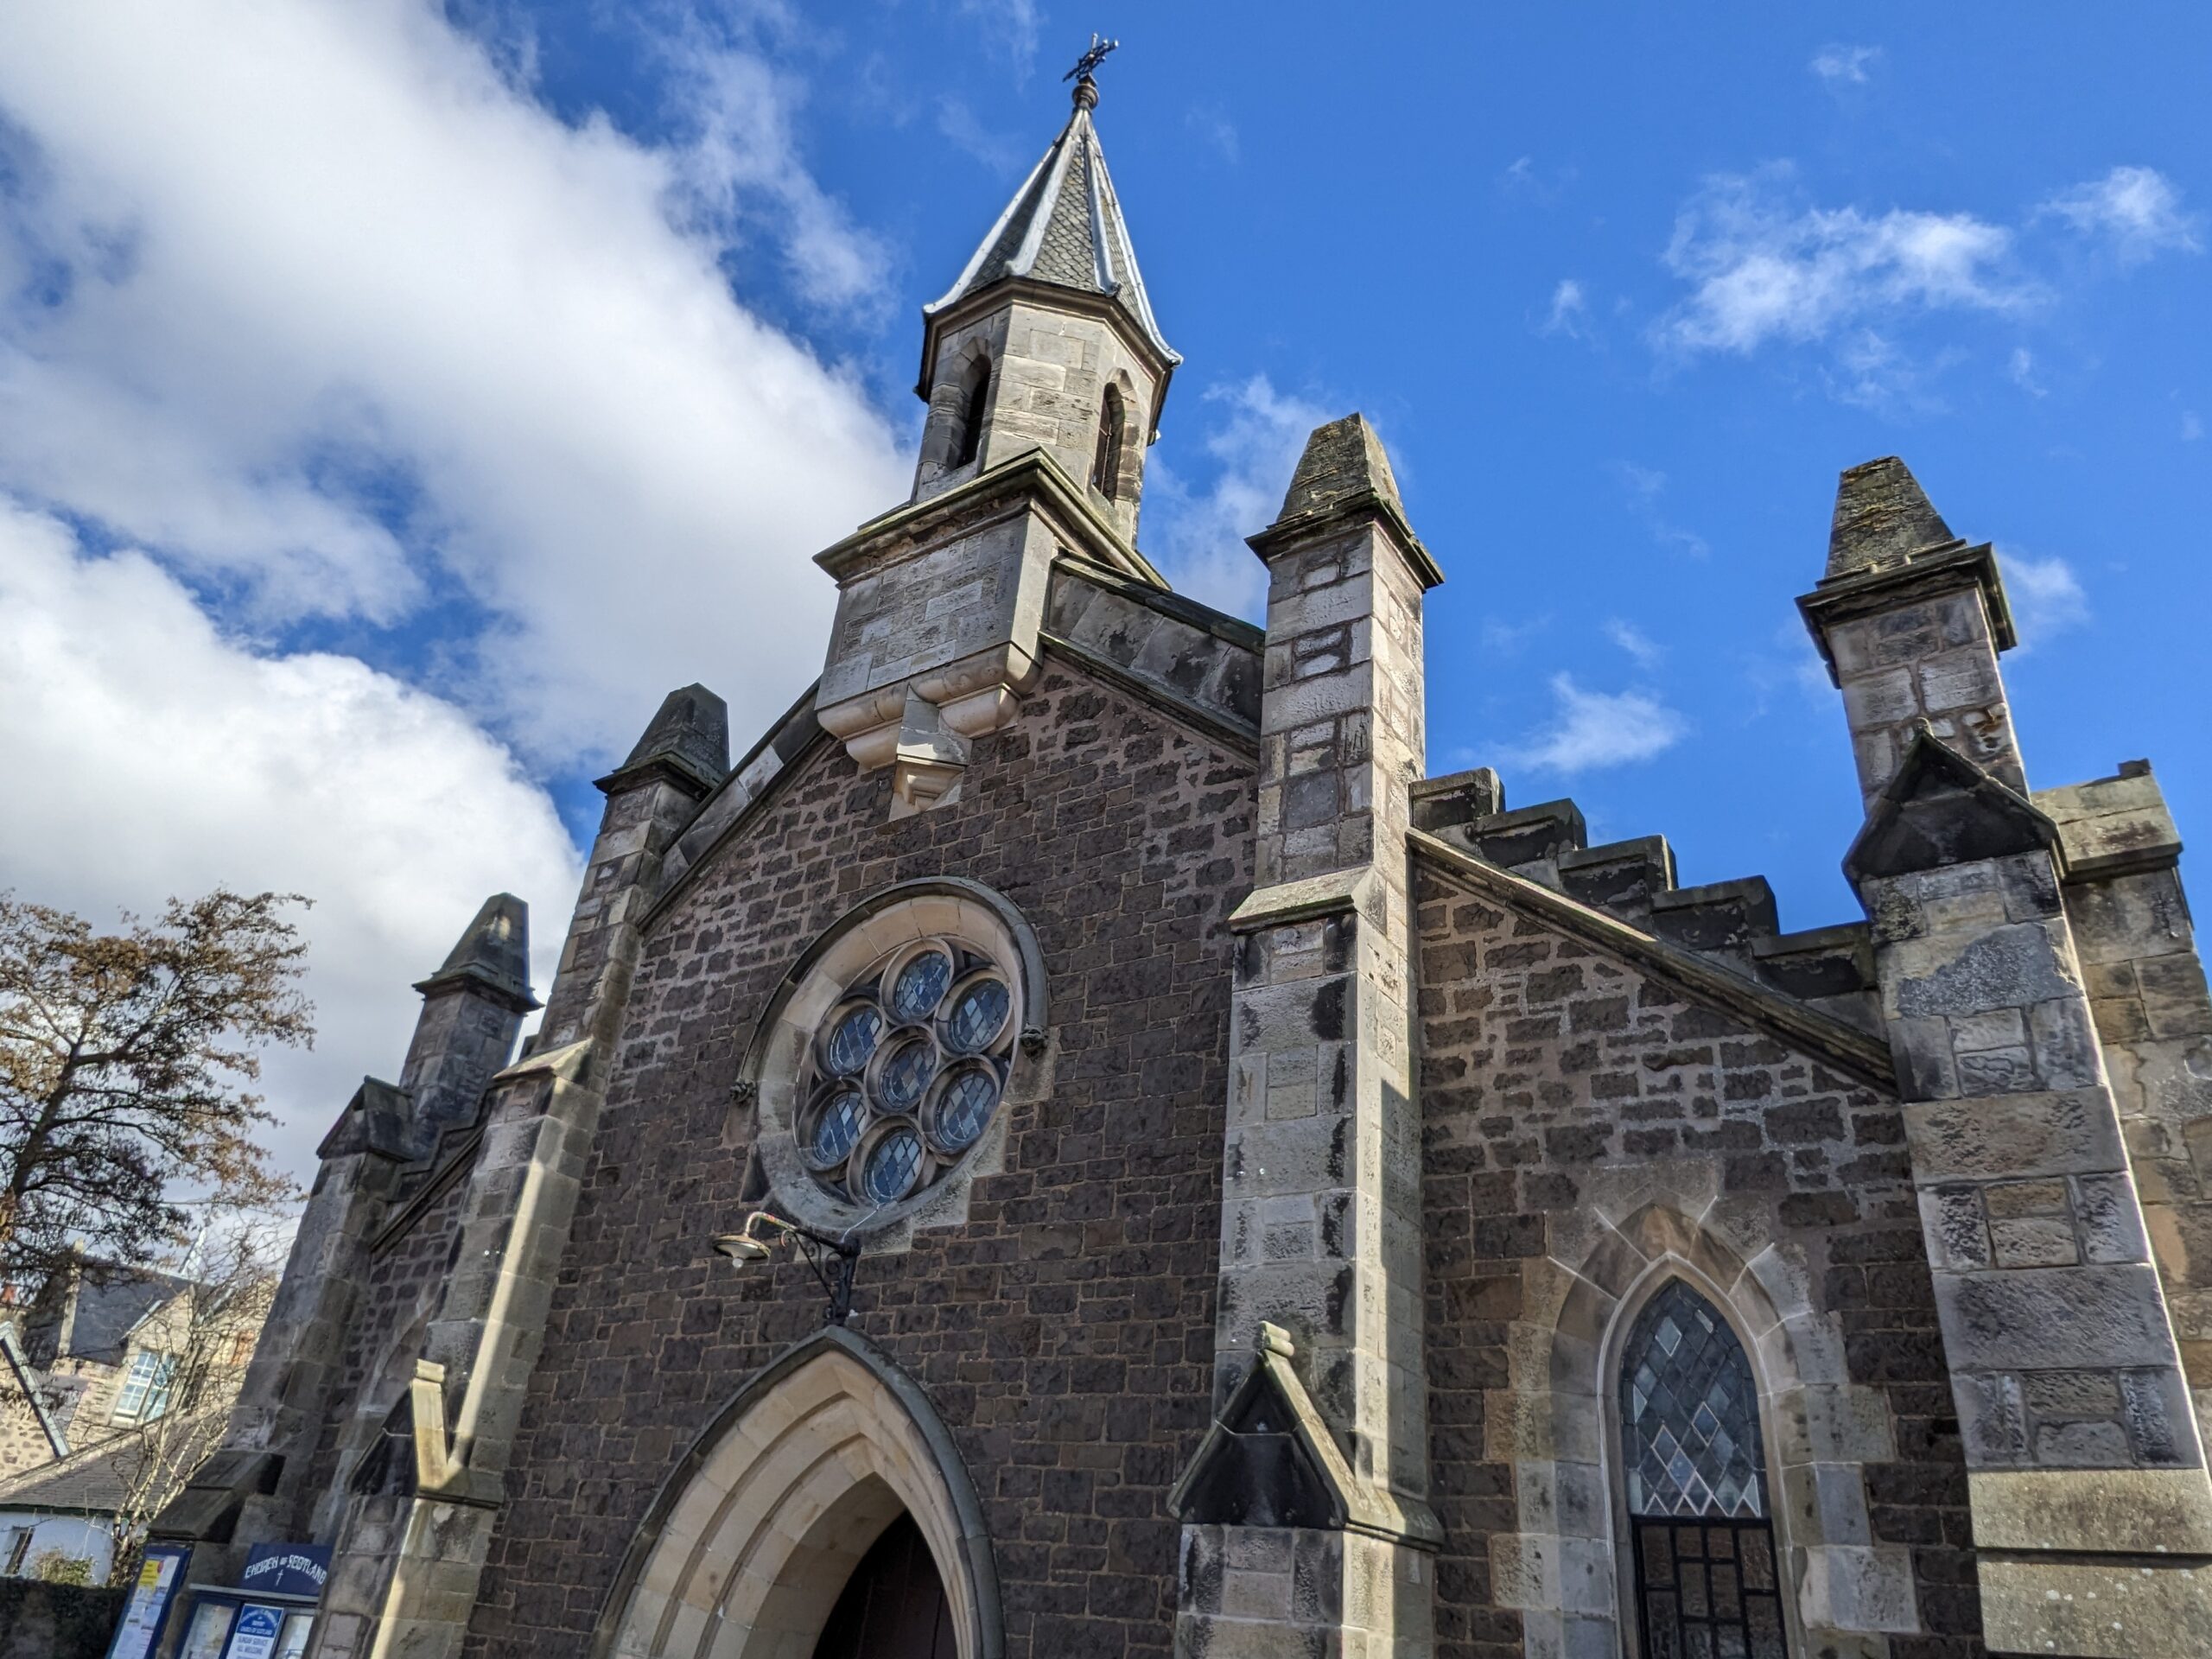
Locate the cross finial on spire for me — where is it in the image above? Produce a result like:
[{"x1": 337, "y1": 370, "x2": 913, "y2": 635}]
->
[{"x1": 1064, "y1": 32, "x2": 1118, "y2": 109}]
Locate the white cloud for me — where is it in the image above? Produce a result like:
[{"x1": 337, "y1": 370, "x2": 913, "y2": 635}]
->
[
  {"x1": 2009, "y1": 346, "x2": 2046, "y2": 397},
  {"x1": 937, "y1": 98, "x2": 1024, "y2": 175},
  {"x1": 0, "y1": 2, "x2": 910, "y2": 768},
  {"x1": 1656, "y1": 168, "x2": 2029, "y2": 358},
  {"x1": 2184, "y1": 411, "x2": 2205, "y2": 442},
  {"x1": 1508, "y1": 675, "x2": 1687, "y2": 774},
  {"x1": 0, "y1": 497, "x2": 582, "y2": 1181},
  {"x1": 1542, "y1": 278, "x2": 1589, "y2": 339},
  {"x1": 1147, "y1": 375, "x2": 1332, "y2": 621},
  {"x1": 958, "y1": 0, "x2": 1042, "y2": 80},
  {"x1": 2040, "y1": 166, "x2": 2202, "y2": 264},
  {"x1": 1810, "y1": 45, "x2": 1880, "y2": 86},
  {"x1": 2000, "y1": 549, "x2": 2089, "y2": 644},
  {"x1": 1616, "y1": 462, "x2": 1711, "y2": 558},
  {"x1": 1604, "y1": 619, "x2": 1662, "y2": 668},
  {"x1": 1186, "y1": 106, "x2": 1240, "y2": 165},
  {"x1": 1481, "y1": 615, "x2": 1552, "y2": 656}
]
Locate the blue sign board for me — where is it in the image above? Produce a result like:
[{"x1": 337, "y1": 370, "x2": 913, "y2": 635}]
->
[
  {"x1": 220, "y1": 1603, "x2": 284, "y2": 1659},
  {"x1": 238, "y1": 1543, "x2": 331, "y2": 1601}
]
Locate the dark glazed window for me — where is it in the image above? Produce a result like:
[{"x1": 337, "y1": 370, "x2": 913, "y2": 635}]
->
[
  {"x1": 1090, "y1": 383, "x2": 1125, "y2": 499},
  {"x1": 953, "y1": 356, "x2": 990, "y2": 468},
  {"x1": 796, "y1": 935, "x2": 1015, "y2": 1204},
  {"x1": 1621, "y1": 1281, "x2": 1788, "y2": 1658}
]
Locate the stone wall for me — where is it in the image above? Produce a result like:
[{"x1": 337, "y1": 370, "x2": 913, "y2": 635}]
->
[
  {"x1": 462, "y1": 655, "x2": 1254, "y2": 1659},
  {"x1": 1414, "y1": 856, "x2": 1984, "y2": 1659},
  {"x1": 296, "y1": 1162, "x2": 474, "y2": 1532}
]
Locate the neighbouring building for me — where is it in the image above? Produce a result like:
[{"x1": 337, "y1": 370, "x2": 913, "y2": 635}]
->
[
  {"x1": 154, "y1": 67, "x2": 2212, "y2": 1659},
  {"x1": 0, "y1": 1258, "x2": 264, "y2": 1586}
]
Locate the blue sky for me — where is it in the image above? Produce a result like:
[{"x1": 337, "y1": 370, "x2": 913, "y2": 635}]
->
[{"x1": 0, "y1": 1, "x2": 2202, "y2": 1174}]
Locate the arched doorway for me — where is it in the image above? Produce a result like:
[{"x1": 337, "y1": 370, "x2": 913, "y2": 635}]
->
[
  {"x1": 812, "y1": 1513, "x2": 955, "y2": 1659},
  {"x1": 592, "y1": 1326, "x2": 1001, "y2": 1659}
]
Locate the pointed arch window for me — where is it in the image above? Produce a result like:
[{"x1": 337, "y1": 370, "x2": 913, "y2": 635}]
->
[
  {"x1": 953, "y1": 356, "x2": 990, "y2": 469},
  {"x1": 1090, "y1": 383, "x2": 1125, "y2": 500},
  {"x1": 1619, "y1": 1281, "x2": 1789, "y2": 1658}
]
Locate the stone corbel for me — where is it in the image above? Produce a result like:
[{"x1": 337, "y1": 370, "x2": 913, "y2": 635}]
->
[{"x1": 817, "y1": 644, "x2": 1040, "y2": 819}]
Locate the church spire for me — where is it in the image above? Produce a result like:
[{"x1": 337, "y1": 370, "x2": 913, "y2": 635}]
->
[{"x1": 918, "y1": 66, "x2": 1179, "y2": 405}]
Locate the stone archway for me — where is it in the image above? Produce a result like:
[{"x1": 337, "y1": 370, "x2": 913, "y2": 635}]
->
[
  {"x1": 592, "y1": 1326, "x2": 1001, "y2": 1659},
  {"x1": 1492, "y1": 1197, "x2": 1922, "y2": 1657}
]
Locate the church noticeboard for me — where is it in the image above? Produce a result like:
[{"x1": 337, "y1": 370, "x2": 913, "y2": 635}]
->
[
  {"x1": 102, "y1": 1541, "x2": 192, "y2": 1659},
  {"x1": 238, "y1": 1543, "x2": 331, "y2": 1601}
]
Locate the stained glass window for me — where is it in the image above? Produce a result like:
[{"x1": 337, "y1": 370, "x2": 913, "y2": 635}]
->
[
  {"x1": 1621, "y1": 1281, "x2": 1788, "y2": 1658},
  {"x1": 792, "y1": 933, "x2": 1018, "y2": 1205},
  {"x1": 1623, "y1": 1280, "x2": 1765, "y2": 1519}
]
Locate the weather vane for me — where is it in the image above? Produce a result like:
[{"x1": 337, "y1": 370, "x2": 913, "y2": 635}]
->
[{"x1": 1064, "y1": 33, "x2": 1119, "y2": 83}]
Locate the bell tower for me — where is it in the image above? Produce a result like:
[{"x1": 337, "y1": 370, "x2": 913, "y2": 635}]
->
[
  {"x1": 815, "y1": 62, "x2": 1179, "y2": 816},
  {"x1": 909, "y1": 67, "x2": 1179, "y2": 541}
]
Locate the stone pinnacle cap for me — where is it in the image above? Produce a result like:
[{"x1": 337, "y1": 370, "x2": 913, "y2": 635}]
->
[
  {"x1": 1825, "y1": 455, "x2": 1961, "y2": 580},
  {"x1": 611, "y1": 683, "x2": 730, "y2": 794},
  {"x1": 1276, "y1": 413, "x2": 1407, "y2": 524},
  {"x1": 414, "y1": 893, "x2": 537, "y2": 1010}
]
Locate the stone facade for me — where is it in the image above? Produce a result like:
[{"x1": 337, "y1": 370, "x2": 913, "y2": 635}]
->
[{"x1": 155, "y1": 71, "x2": 2212, "y2": 1659}]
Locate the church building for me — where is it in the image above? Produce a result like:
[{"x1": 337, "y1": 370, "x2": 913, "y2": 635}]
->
[{"x1": 152, "y1": 67, "x2": 2212, "y2": 1659}]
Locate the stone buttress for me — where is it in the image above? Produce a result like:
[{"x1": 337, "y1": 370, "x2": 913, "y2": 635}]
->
[
  {"x1": 152, "y1": 898, "x2": 537, "y2": 1624},
  {"x1": 1805, "y1": 457, "x2": 2212, "y2": 1657},
  {"x1": 304, "y1": 689, "x2": 731, "y2": 1659},
  {"x1": 1170, "y1": 414, "x2": 1445, "y2": 1656}
]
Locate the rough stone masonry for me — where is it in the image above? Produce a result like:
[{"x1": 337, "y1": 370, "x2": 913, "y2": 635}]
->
[{"x1": 150, "y1": 69, "x2": 2212, "y2": 1659}]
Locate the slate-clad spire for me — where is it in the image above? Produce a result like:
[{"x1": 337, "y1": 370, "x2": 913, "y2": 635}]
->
[
  {"x1": 922, "y1": 74, "x2": 1177, "y2": 378},
  {"x1": 413, "y1": 893, "x2": 537, "y2": 1013},
  {"x1": 1824, "y1": 454, "x2": 1961, "y2": 580}
]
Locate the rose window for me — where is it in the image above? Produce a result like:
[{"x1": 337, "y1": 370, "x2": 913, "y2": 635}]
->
[{"x1": 795, "y1": 938, "x2": 1015, "y2": 1206}]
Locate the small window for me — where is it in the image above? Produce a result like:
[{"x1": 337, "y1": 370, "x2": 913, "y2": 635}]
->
[
  {"x1": 1620, "y1": 1281, "x2": 1788, "y2": 1658},
  {"x1": 111, "y1": 1350, "x2": 178, "y2": 1423},
  {"x1": 953, "y1": 357, "x2": 991, "y2": 468},
  {"x1": 1090, "y1": 384, "x2": 1126, "y2": 499}
]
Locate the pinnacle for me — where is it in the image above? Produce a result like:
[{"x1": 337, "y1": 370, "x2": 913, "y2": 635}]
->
[
  {"x1": 619, "y1": 683, "x2": 730, "y2": 791},
  {"x1": 1277, "y1": 414, "x2": 1406, "y2": 524},
  {"x1": 1825, "y1": 456, "x2": 1960, "y2": 581},
  {"x1": 416, "y1": 893, "x2": 536, "y2": 1010}
]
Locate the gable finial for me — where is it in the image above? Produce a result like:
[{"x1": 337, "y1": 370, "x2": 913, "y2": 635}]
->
[{"x1": 1063, "y1": 32, "x2": 1118, "y2": 109}]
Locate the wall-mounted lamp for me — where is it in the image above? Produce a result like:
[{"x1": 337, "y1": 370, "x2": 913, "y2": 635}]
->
[{"x1": 712, "y1": 1210, "x2": 862, "y2": 1325}]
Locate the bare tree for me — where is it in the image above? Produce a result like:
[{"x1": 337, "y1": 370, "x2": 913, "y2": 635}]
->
[
  {"x1": 0, "y1": 888, "x2": 313, "y2": 1286},
  {"x1": 103, "y1": 1217, "x2": 283, "y2": 1580}
]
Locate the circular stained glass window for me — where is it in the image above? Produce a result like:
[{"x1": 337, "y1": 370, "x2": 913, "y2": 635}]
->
[
  {"x1": 791, "y1": 933, "x2": 1020, "y2": 1207},
  {"x1": 823, "y1": 1003, "x2": 884, "y2": 1076},
  {"x1": 890, "y1": 949, "x2": 953, "y2": 1022},
  {"x1": 862, "y1": 1127, "x2": 924, "y2": 1205},
  {"x1": 943, "y1": 976, "x2": 1011, "y2": 1055},
  {"x1": 928, "y1": 1065, "x2": 999, "y2": 1154}
]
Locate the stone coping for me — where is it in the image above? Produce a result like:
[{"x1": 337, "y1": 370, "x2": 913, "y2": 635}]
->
[{"x1": 1408, "y1": 828, "x2": 1897, "y2": 1092}]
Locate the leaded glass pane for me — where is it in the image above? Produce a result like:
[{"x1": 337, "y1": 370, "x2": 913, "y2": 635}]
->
[
  {"x1": 825, "y1": 1005, "x2": 884, "y2": 1076},
  {"x1": 889, "y1": 950, "x2": 953, "y2": 1022},
  {"x1": 944, "y1": 977, "x2": 1010, "y2": 1054},
  {"x1": 874, "y1": 1037, "x2": 936, "y2": 1114},
  {"x1": 931, "y1": 1067, "x2": 998, "y2": 1152},
  {"x1": 805, "y1": 1089, "x2": 864, "y2": 1169},
  {"x1": 1620, "y1": 1281, "x2": 1766, "y2": 1519},
  {"x1": 862, "y1": 1128, "x2": 922, "y2": 1205}
]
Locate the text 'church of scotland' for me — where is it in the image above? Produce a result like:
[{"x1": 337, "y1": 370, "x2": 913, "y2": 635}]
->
[{"x1": 157, "y1": 70, "x2": 2212, "y2": 1659}]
